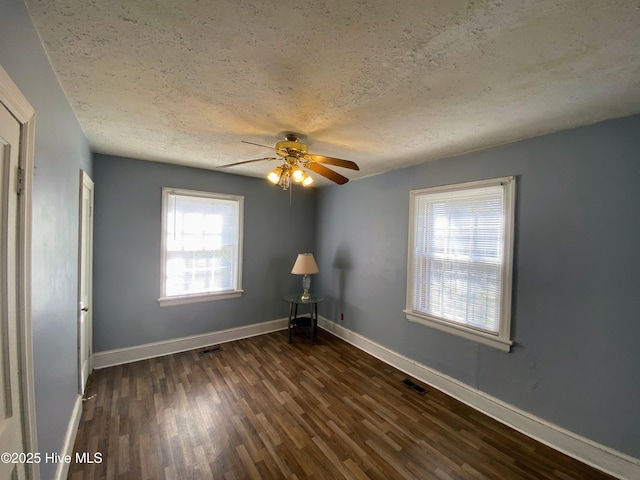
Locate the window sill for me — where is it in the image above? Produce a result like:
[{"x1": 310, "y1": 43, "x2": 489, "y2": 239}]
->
[
  {"x1": 158, "y1": 290, "x2": 243, "y2": 307},
  {"x1": 404, "y1": 310, "x2": 512, "y2": 352}
]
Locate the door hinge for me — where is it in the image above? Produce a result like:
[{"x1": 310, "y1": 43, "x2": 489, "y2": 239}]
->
[{"x1": 16, "y1": 166, "x2": 24, "y2": 196}]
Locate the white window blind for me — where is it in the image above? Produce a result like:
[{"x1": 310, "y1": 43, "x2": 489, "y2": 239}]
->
[
  {"x1": 159, "y1": 188, "x2": 243, "y2": 305},
  {"x1": 406, "y1": 177, "x2": 515, "y2": 351}
]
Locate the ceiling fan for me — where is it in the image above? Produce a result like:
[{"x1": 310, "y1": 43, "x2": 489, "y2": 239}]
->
[{"x1": 217, "y1": 133, "x2": 359, "y2": 190}]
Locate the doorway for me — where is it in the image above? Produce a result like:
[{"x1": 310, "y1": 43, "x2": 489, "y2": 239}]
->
[
  {"x1": 0, "y1": 65, "x2": 37, "y2": 480},
  {"x1": 78, "y1": 171, "x2": 94, "y2": 394}
]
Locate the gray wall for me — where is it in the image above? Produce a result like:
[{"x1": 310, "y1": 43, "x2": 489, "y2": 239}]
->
[
  {"x1": 316, "y1": 114, "x2": 640, "y2": 459},
  {"x1": 93, "y1": 154, "x2": 316, "y2": 351},
  {"x1": 0, "y1": 0, "x2": 93, "y2": 478}
]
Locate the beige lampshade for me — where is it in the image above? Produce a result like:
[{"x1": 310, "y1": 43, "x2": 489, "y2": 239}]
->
[{"x1": 291, "y1": 253, "x2": 319, "y2": 275}]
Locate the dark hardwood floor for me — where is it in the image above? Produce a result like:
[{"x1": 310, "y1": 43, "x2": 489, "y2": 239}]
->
[{"x1": 69, "y1": 329, "x2": 615, "y2": 479}]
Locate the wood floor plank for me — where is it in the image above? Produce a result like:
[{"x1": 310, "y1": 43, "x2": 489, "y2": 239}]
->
[{"x1": 68, "y1": 330, "x2": 616, "y2": 479}]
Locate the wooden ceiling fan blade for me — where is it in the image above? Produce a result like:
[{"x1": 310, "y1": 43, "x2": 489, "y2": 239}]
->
[
  {"x1": 217, "y1": 157, "x2": 278, "y2": 168},
  {"x1": 307, "y1": 162, "x2": 349, "y2": 185},
  {"x1": 241, "y1": 140, "x2": 277, "y2": 150},
  {"x1": 242, "y1": 140, "x2": 290, "y2": 158},
  {"x1": 304, "y1": 154, "x2": 359, "y2": 171}
]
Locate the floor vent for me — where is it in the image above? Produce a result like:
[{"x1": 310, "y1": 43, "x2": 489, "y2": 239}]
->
[
  {"x1": 402, "y1": 379, "x2": 427, "y2": 395},
  {"x1": 199, "y1": 345, "x2": 223, "y2": 356}
]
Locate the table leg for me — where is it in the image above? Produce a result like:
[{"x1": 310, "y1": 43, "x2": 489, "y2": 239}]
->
[
  {"x1": 312, "y1": 303, "x2": 318, "y2": 344},
  {"x1": 288, "y1": 301, "x2": 295, "y2": 343}
]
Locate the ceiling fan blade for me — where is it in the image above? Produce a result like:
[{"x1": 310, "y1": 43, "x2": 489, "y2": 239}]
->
[
  {"x1": 242, "y1": 140, "x2": 290, "y2": 158},
  {"x1": 304, "y1": 154, "x2": 360, "y2": 171},
  {"x1": 306, "y1": 162, "x2": 350, "y2": 185},
  {"x1": 241, "y1": 140, "x2": 277, "y2": 150},
  {"x1": 217, "y1": 157, "x2": 278, "y2": 168}
]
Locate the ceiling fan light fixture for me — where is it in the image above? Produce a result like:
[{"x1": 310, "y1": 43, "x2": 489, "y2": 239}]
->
[
  {"x1": 291, "y1": 166, "x2": 305, "y2": 182},
  {"x1": 302, "y1": 175, "x2": 314, "y2": 187},
  {"x1": 279, "y1": 171, "x2": 291, "y2": 190},
  {"x1": 267, "y1": 167, "x2": 283, "y2": 184}
]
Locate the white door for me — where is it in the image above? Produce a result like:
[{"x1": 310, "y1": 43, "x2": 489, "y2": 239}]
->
[
  {"x1": 78, "y1": 171, "x2": 94, "y2": 394},
  {"x1": 0, "y1": 102, "x2": 27, "y2": 479}
]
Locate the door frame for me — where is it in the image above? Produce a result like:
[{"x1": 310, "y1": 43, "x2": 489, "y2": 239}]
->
[
  {"x1": 0, "y1": 65, "x2": 39, "y2": 479},
  {"x1": 77, "y1": 170, "x2": 94, "y2": 393}
]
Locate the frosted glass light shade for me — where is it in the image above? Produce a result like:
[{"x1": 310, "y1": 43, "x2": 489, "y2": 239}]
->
[{"x1": 267, "y1": 166, "x2": 284, "y2": 184}]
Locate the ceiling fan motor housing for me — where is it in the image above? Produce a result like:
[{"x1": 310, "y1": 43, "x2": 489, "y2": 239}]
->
[{"x1": 276, "y1": 138, "x2": 308, "y2": 161}]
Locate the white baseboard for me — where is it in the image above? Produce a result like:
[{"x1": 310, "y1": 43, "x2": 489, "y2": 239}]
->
[
  {"x1": 92, "y1": 318, "x2": 288, "y2": 369},
  {"x1": 318, "y1": 317, "x2": 640, "y2": 480},
  {"x1": 53, "y1": 395, "x2": 83, "y2": 480}
]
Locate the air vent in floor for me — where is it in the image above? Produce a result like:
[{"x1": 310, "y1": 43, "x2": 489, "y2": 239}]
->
[
  {"x1": 199, "y1": 345, "x2": 223, "y2": 356},
  {"x1": 402, "y1": 379, "x2": 427, "y2": 395}
]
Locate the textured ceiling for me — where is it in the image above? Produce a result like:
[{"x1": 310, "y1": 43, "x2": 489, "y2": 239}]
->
[{"x1": 25, "y1": 0, "x2": 640, "y2": 185}]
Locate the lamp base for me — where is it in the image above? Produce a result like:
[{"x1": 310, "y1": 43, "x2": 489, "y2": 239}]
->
[{"x1": 301, "y1": 274, "x2": 311, "y2": 300}]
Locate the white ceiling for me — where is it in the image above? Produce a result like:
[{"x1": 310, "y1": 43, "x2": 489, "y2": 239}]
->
[{"x1": 25, "y1": 0, "x2": 640, "y2": 185}]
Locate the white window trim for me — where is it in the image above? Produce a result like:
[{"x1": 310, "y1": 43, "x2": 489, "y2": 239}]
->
[
  {"x1": 158, "y1": 290, "x2": 243, "y2": 307},
  {"x1": 405, "y1": 176, "x2": 516, "y2": 352},
  {"x1": 158, "y1": 187, "x2": 244, "y2": 307}
]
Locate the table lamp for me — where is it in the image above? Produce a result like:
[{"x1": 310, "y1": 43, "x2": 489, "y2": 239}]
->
[{"x1": 291, "y1": 253, "x2": 319, "y2": 300}]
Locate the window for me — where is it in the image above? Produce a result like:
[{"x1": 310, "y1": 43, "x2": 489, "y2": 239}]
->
[
  {"x1": 405, "y1": 177, "x2": 515, "y2": 351},
  {"x1": 159, "y1": 188, "x2": 243, "y2": 306}
]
